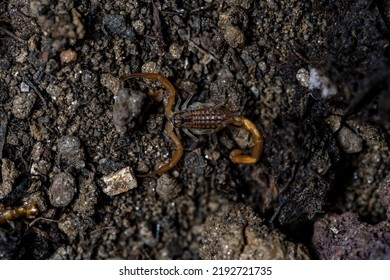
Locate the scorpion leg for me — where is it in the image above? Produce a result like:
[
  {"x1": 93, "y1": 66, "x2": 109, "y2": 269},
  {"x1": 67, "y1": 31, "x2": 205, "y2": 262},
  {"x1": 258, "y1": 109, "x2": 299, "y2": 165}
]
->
[
  {"x1": 138, "y1": 122, "x2": 184, "y2": 177},
  {"x1": 182, "y1": 128, "x2": 200, "y2": 150},
  {"x1": 121, "y1": 73, "x2": 176, "y2": 118},
  {"x1": 229, "y1": 116, "x2": 263, "y2": 164}
]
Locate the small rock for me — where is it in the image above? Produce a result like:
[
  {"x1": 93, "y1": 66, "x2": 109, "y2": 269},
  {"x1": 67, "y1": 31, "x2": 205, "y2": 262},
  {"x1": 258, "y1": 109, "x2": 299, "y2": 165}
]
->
[
  {"x1": 100, "y1": 73, "x2": 121, "y2": 94},
  {"x1": 30, "y1": 142, "x2": 51, "y2": 175},
  {"x1": 296, "y1": 68, "x2": 310, "y2": 88},
  {"x1": 156, "y1": 174, "x2": 181, "y2": 201},
  {"x1": 0, "y1": 159, "x2": 20, "y2": 199},
  {"x1": 141, "y1": 61, "x2": 160, "y2": 74},
  {"x1": 12, "y1": 92, "x2": 37, "y2": 119},
  {"x1": 104, "y1": 14, "x2": 126, "y2": 33},
  {"x1": 113, "y1": 88, "x2": 146, "y2": 135},
  {"x1": 31, "y1": 142, "x2": 44, "y2": 162},
  {"x1": 60, "y1": 49, "x2": 78, "y2": 63},
  {"x1": 223, "y1": 25, "x2": 245, "y2": 48},
  {"x1": 103, "y1": 14, "x2": 135, "y2": 39},
  {"x1": 57, "y1": 136, "x2": 85, "y2": 169},
  {"x1": 169, "y1": 43, "x2": 184, "y2": 59},
  {"x1": 101, "y1": 167, "x2": 137, "y2": 196},
  {"x1": 20, "y1": 82, "x2": 30, "y2": 93},
  {"x1": 48, "y1": 172, "x2": 76, "y2": 208},
  {"x1": 15, "y1": 49, "x2": 28, "y2": 64},
  {"x1": 336, "y1": 126, "x2": 363, "y2": 154},
  {"x1": 132, "y1": 20, "x2": 145, "y2": 34},
  {"x1": 30, "y1": 160, "x2": 51, "y2": 176},
  {"x1": 58, "y1": 214, "x2": 78, "y2": 242},
  {"x1": 326, "y1": 114, "x2": 342, "y2": 133}
]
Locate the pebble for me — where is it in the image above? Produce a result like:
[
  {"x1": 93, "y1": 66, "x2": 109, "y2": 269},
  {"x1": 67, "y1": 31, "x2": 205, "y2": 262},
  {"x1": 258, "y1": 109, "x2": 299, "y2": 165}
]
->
[
  {"x1": 58, "y1": 214, "x2": 78, "y2": 241},
  {"x1": 296, "y1": 68, "x2": 310, "y2": 88},
  {"x1": 100, "y1": 73, "x2": 121, "y2": 94},
  {"x1": 156, "y1": 174, "x2": 181, "y2": 201},
  {"x1": 326, "y1": 115, "x2": 342, "y2": 133},
  {"x1": 103, "y1": 14, "x2": 126, "y2": 35},
  {"x1": 101, "y1": 167, "x2": 137, "y2": 196},
  {"x1": 103, "y1": 14, "x2": 135, "y2": 40},
  {"x1": 141, "y1": 61, "x2": 159, "y2": 74},
  {"x1": 48, "y1": 172, "x2": 76, "y2": 208},
  {"x1": 12, "y1": 92, "x2": 37, "y2": 119},
  {"x1": 336, "y1": 126, "x2": 363, "y2": 154},
  {"x1": 169, "y1": 43, "x2": 184, "y2": 59},
  {"x1": 57, "y1": 136, "x2": 85, "y2": 169},
  {"x1": 60, "y1": 49, "x2": 78, "y2": 63},
  {"x1": 223, "y1": 25, "x2": 245, "y2": 48},
  {"x1": 20, "y1": 82, "x2": 30, "y2": 93},
  {"x1": 132, "y1": 20, "x2": 145, "y2": 34}
]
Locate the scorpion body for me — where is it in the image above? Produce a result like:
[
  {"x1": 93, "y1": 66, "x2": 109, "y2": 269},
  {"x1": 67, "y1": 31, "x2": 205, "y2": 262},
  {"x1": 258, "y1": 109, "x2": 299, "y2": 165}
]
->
[
  {"x1": 122, "y1": 73, "x2": 263, "y2": 176},
  {"x1": 173, "y1": 105, "x2": 237, "y2": 133}
]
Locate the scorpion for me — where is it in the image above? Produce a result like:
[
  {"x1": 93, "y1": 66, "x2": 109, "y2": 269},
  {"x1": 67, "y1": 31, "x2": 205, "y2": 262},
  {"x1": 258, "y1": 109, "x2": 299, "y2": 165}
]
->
[
  {"x1": 121, "y1": 73, "x2": 264, "y2": 176},
  {"x1": 0, "y1": 177, "x2": 39, "y2": 225},
  {"x1": 0, "y1": 203, "x2": 38, "y2": 224}
]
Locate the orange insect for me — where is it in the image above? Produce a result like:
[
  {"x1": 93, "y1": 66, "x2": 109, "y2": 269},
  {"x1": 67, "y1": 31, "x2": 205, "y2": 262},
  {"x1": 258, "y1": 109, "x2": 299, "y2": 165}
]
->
[
  {"x1": 0, "y1": 203, "x2": 38, "y2": 224},
  {"x1": 122, "y1": 73, "x2": 263, "y2": 176}
]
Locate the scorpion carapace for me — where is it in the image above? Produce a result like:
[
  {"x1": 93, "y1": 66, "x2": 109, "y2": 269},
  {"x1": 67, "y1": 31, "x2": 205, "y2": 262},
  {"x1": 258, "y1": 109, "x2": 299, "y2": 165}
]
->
[{"x1": 121, "y1": 73, "x2": 264, "y2": 176}]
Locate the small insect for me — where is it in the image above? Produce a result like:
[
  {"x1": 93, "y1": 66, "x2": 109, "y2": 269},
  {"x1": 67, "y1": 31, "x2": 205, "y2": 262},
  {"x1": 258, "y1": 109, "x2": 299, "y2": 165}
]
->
[
  {"x1": 0, "y1": 203, "x2": 39, "y2": 224},
  {"x1": 122, "y1": 73, "x2": 264, "y2": 176}
]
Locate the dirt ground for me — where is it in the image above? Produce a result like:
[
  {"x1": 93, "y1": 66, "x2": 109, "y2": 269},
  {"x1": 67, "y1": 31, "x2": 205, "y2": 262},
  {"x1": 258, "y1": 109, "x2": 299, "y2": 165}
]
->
[{"x1": 0, "y1": 0, "x2": 389, "y2": 259}]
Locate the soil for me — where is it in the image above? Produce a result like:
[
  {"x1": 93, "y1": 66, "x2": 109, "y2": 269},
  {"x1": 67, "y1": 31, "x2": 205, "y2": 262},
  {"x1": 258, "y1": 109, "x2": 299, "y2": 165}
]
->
[{"x1": 0, "y1": 0, "x2": 389, "y2": 259}]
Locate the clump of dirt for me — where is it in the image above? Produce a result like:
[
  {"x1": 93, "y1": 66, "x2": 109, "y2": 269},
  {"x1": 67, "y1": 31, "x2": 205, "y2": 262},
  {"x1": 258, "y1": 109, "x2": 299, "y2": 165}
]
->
[
  {"x1": 0, "y1": 0, "x2": 389, "y2": 259},
  {"x1": 312, "y1": 176, "x2": 390, "y2": 259},
  {"x1": 200, "y1": 203, "x2": 310, "y2": 259}
]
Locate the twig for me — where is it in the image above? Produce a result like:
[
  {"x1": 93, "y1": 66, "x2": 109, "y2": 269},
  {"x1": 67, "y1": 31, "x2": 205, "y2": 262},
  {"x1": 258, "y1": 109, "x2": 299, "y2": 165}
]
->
[
  {"x1": 0, "y1": 27, "x2": 26, "y2": 45},
  {"x1": 20, "y1": 73, "x2": 48, "y2": 109},
  {"x1": 152, "y1": 0, "x2": 165, "y2": 56}
]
